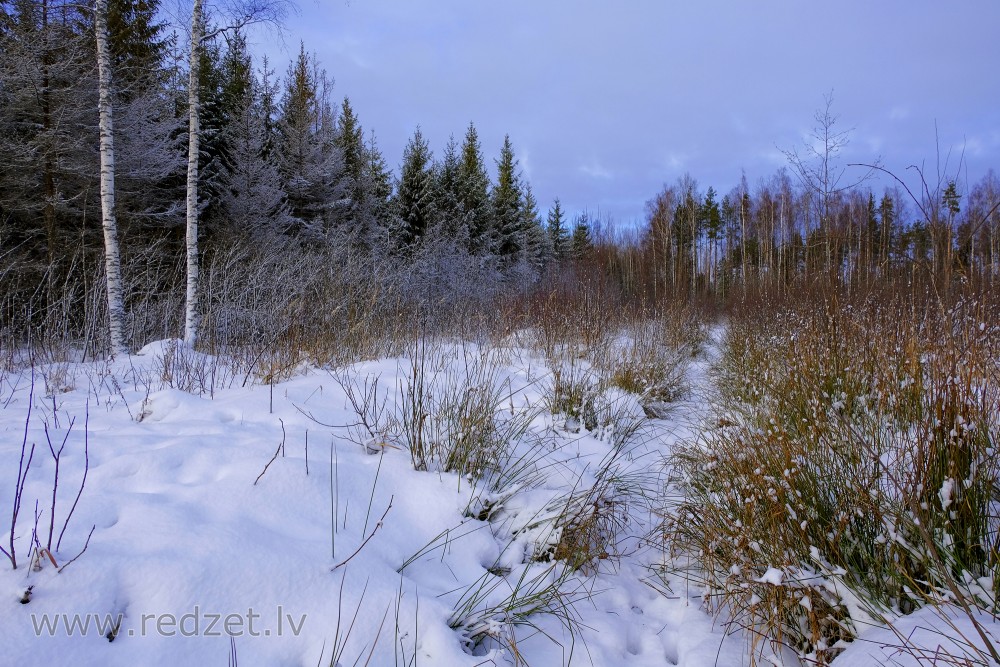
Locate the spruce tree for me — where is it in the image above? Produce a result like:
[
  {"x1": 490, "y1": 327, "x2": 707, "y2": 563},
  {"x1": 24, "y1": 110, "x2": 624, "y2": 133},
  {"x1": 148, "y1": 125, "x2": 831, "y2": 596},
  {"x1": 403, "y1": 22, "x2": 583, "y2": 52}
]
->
[
  {"x1": 277, "y1": 44, "x2": 344, "y2": 234},
  {"x1": 97, "y1": 0, "x2": 182, "y2": 239},
  {"x1": 702, "y1": 187, "x2": 722, "y2": 284},
  {"x1": 395, "y1": 126, "x2": 435, "y2": 250},
  {"x1": 547, "y1": 198, "x2": 570, "y2": 260},
  {"x1": 671, "y1": 179, "x2": 701, "y2": 285},
  {"x1": 458, "y1": 122, "x2": 492, "y2": 254},
  {"x1": 219, "y1": 29, "x2": 253, "y2": 121},
  {"x1": 258, "y1": 55, "x2": 279, "y2": 158},
  {"x1": 335, "y1": 97, "x2": 365, "y2": 218},
  {"x1": 879, "y1": 192, "x2": 896, "y2": 266},
  {"x1": 433, "y1": 135, "x2": 464, "y2": 238},
  {"x1": 571, "y1": 213, "x2": 593, "y2": 258},
  {"x1": 278, "y1": 44, "x2": 317, "y2": 190},
  {"x1": 363, "y1": 129, "x2": 394, "y2": 246},
  {"x1": 107, "y1": 0, "x2": 171, "y2": 102},
  {"x1": 492, "y1": 134, "x2": 523, "y2": 260},
  {"x1": 865, "y1": 191, "x2": 879, "y2": 270},
  {"x1": 701, "y1": 187, "x2": 722, "y2": 242},
  {"x1": 217, "y1": 32, "x2": 288, "y2": 236},
  {"x1": 193, "y1": 27, "x2": 228, "y2": 232},
  {"x1": 520, "y1": 183, "x2": 549, "y2": 272},
  {"x1": 0, "y1": 0, "x2": 98, "y2": 281},
  {"x1": 943, "y1": 181, "x2": 961, "y2": 220}
]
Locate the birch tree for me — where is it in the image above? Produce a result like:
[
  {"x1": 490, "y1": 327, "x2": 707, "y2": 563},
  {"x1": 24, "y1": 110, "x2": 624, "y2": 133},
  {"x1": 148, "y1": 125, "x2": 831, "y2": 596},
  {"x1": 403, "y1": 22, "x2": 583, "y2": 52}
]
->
[
  {"x1": 183, "y1": 0, "x2": 203, "y2": 346},
  {"x1": 780, "y1": 92, "x2": 877, "y2": 276},
  {"x1": 95, "y1": 0, "x2": 127, "y2": 354},
  {"x1": 184, "y1": 0, "x2": 290, "y2": 347}
]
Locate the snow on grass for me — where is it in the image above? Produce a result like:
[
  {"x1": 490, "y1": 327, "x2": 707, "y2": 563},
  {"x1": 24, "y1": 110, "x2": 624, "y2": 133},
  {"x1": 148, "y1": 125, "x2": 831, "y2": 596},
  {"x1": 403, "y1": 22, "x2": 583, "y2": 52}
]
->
[
  {"x1": 0, "y1": 341, "x2": 743, "y2": 667},
  {"x1": 835, "y1": 604, "x2": 1000, "y2": 667}
]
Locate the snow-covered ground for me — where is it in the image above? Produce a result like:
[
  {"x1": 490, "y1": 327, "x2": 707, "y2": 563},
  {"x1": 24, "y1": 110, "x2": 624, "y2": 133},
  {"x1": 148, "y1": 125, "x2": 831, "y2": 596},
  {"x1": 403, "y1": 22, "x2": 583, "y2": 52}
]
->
[{"x1": 0, "y1": 339, "x2": 749, "y2": 667}]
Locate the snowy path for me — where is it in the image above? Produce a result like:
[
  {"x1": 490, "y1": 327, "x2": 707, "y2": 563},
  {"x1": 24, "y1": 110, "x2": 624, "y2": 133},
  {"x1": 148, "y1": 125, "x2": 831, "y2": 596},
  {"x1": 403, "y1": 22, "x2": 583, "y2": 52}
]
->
[{"x1": 0, "y1": 342, "x2": 747, "y2": 666}]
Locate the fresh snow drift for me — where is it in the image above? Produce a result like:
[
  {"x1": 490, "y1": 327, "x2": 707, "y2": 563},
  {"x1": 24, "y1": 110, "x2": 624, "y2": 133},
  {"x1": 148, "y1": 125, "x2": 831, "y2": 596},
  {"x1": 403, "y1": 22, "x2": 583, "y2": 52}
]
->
[{"x1": 0, "y1": 340, "x2": 744, "y2": 667}]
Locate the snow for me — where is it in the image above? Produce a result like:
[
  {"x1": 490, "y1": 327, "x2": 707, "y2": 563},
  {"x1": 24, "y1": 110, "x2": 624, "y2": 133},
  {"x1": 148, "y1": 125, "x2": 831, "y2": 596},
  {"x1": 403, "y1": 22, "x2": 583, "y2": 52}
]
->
[
  {"x1": 0, "y1": 342, "x2": 744, "y2": 667},
  {"x1": 835, "y1": 604, "x2": 1000, "y2": 667},
  {"x1": 5, "y1": 336, "x2": 990, "y2": 666},
  {"x1": 939, "y1": 477, "x2": 955, "y2": 510},
  {"x1": 757, "y1": 567, "x2": 785, "y2": 586}
]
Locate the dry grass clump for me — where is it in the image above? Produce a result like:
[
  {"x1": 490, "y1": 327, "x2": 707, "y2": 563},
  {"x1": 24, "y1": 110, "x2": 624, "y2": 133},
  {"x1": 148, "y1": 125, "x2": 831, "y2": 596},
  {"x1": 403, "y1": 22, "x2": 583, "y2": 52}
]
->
[
  {"x1": 548, "y1": 445, "x2": 653, "y2": 574},
  {"x1": 444, "y1": 423, "x2": 656, "y2": 658},
  {"x1": 600, "y1": 306, "x2": 703, "y2": 410},
  {"x1": 333, "y1": 339, "x2": 531, "y2": 478},
  {"x1": 663, "y1": 286, "x2": 1000, "y2": 665},
  {"x1": 544, "y1": 352, "x2": 602, "y2": 432},
  {"x1": 522, "y1": 277, "x2": 705, "y2": 430}
]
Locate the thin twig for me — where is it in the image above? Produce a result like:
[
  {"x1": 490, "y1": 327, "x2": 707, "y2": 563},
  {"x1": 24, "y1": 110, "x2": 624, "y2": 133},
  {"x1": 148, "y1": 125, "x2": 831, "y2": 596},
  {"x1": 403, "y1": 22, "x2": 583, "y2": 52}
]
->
[
  {"x1": 363, "y1": 451, "x2": 384, "y2": 536},
  {"x1": 253, "y1": 422, "x2": 287, "y2": 486},
  {"x1": 3, "y1": 373, "x2": 37, "y2": 569},
  {"x1": 44, "y1": 415, "x2": 76, "y2": 551},
  {"x1": 57, "y1": 524, "x2": 95, "y2": 574},
  {"x1": 332, "y1": 497, "x2": 393, "y2": 571},
  {"x1": 57, "y1": 400, "x2": 89, "y2": 552}
]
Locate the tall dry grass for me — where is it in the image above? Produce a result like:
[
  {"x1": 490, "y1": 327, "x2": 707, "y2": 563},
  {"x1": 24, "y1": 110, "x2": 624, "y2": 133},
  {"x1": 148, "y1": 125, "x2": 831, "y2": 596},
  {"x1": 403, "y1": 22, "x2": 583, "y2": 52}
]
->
[{"x1": 663, "y1": 285, "x2": 1000, "y2": 664}]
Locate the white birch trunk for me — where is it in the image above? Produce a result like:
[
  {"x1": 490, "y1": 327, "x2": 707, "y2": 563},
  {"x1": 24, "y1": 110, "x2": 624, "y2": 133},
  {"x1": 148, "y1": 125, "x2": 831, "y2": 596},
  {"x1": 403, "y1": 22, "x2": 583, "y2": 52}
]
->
[
  {"x1": 184, "y1": 0, "x2": 203, "y2": 347},
  {"x1": 95, "y1": 0, "x2": 127, "y2": 355}
]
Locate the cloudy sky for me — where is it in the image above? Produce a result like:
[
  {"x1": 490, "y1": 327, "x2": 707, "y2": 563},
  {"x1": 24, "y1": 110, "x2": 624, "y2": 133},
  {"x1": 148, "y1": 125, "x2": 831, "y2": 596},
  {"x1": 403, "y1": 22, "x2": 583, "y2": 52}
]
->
[{"x1": 252, "y1": 1, "x2": 1000, "y2": 225}]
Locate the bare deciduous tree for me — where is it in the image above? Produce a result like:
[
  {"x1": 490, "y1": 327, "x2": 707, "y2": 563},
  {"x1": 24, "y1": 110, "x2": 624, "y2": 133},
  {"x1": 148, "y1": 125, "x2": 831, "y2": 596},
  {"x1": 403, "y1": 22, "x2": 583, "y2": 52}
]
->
[{"x1": 781, "y1": 91, "x2": 877, "y2": 275}]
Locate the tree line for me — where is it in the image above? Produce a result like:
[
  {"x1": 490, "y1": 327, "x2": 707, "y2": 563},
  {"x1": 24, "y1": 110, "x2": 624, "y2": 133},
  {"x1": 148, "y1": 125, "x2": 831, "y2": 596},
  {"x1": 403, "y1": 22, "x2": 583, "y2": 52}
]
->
[
  {"x1": 0, "y1": 0, "x2": 597, "y2": 353},
  {"x1": 614, "y1": 97, "x2": 1000, "y2": 301},
  {"x1": 3, "y1": 0, "x2": 997, "y2": 355},
  {"x1": 621, "y1": 167, "x2": 1000, "y2": 300}
]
